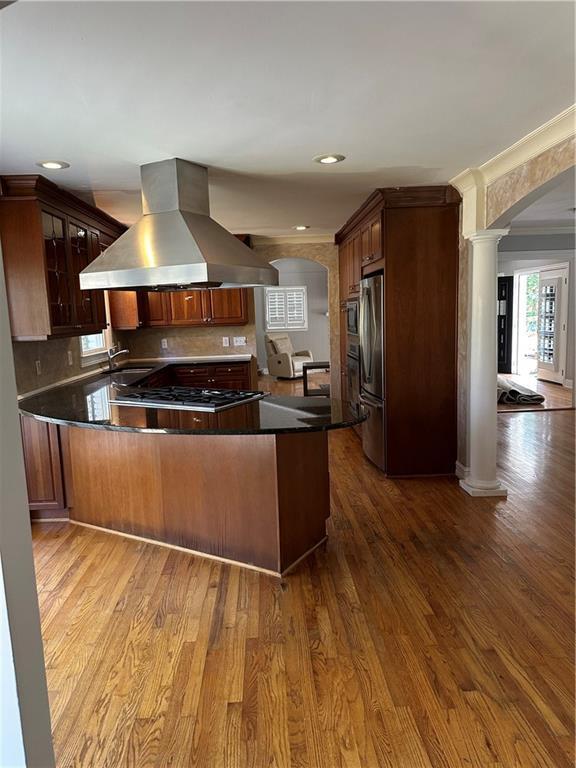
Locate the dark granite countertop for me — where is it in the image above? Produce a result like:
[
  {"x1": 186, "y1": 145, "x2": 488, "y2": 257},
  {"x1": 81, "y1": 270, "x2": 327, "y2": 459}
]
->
[{"x1": 18, "y1": 368, "x2": 365, "y2": 435}]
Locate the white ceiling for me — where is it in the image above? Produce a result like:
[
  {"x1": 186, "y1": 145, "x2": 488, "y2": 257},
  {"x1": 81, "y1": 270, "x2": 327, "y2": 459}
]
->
[
  {"x1": 1, "y1": 2, "x2": 574, "y2": 235},
  {"x1": 510, "y1": 172, "x2": 575, "y2": 231}
]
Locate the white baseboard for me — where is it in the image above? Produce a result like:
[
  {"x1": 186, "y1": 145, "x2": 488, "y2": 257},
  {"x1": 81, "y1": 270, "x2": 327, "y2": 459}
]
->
[
  {"x1": 459, "y1": 479, "x2": 508, "y2": 498},
  {"x1": 455, "y1": 461, "x2": 469, "y2": 480},
  {"x1": 564, "y1": 379, "x2": 573, "y2": 389}
]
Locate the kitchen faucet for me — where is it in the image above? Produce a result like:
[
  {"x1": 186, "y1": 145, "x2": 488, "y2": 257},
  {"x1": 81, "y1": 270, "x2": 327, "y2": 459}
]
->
[{"x1": 107, "y1": 344, "x2": 130, "y2": 372}]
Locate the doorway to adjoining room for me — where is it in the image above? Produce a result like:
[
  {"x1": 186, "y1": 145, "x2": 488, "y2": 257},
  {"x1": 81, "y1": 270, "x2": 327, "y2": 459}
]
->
[
  {"x1": 254, "y1": 258, "x2": 330, "y2": 396},
  {"x1": 497, "y1": 263, "x2": 572, "y2": 411}
]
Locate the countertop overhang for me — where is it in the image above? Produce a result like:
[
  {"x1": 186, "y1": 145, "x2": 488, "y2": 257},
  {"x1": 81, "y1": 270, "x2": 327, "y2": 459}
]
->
[{"x1": 18, "y1": 366, "x2": 365, "y2": 435}]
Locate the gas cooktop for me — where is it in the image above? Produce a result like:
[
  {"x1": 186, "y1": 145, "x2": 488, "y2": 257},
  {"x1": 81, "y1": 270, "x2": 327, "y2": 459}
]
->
[{"x1": 112, "y1": 386, "x2": 267, "y2": 412}]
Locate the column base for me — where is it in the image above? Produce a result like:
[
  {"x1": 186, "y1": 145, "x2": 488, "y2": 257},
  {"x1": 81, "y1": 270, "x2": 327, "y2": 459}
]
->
[{"x1": 459, "y1": 479, "x2": 508, "y2": 498}]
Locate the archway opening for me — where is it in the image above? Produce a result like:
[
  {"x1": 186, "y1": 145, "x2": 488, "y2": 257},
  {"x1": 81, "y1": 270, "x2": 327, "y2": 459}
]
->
[
  {"x1": 254, "y1": 257, "x2": 330, "y2": 394},
  {"x1": 495, "y1": 170, "x2": 575, "y2": 412}
]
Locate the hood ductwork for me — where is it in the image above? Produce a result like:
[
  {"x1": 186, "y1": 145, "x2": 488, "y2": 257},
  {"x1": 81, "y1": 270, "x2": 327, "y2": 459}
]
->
[{"x1": 79, "y1": 158, "x2": 278, "y2": 291}]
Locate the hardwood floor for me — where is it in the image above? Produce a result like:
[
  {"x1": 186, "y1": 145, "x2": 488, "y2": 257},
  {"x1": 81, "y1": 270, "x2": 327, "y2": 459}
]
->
[
  {"x1": 498, "y1": 374, "x2": 574, "y2": 412},
  {"x1": 32, "y1": 409, "x2": 574, "y2": 767}
]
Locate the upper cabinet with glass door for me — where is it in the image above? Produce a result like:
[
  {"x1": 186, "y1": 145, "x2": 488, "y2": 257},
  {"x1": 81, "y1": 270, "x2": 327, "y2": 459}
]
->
[{"x1": 0, "y1": 175, "x2": 125, "y2": 340}]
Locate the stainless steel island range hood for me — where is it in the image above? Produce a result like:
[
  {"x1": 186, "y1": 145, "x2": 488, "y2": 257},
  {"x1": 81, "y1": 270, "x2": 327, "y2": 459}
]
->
[{"x1": 80, "y1": 158, "x2": 278, "y2": 290}]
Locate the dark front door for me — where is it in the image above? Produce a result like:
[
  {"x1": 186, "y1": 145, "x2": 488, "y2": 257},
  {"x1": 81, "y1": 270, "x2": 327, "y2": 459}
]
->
[{"x1": 498, "y1": 276, "x2": 514, "y2": 374}]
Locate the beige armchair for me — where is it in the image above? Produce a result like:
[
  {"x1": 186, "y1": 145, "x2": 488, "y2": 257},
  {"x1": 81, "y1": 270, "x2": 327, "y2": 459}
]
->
[{"x1": 265, "y1": 333, "x2": 313, "y2": 379}]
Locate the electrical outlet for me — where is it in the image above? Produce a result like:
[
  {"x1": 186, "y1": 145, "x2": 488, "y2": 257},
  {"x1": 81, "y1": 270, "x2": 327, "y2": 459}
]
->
[
  {"x1": 67, "y1": 350, "x2": 74, "y2": 366},
  {"x1": 35, "y1": 360, "x2": 42, "y2": 376},
  {"x1": 222, "y1": 336, "x2": 230, "y2": 347},
  {"x1": 233, "y1": 336, "x2": 247, "y2": 347},
  {"x1": 161, "y1": 338, "x2": 168, "y2": 350}
]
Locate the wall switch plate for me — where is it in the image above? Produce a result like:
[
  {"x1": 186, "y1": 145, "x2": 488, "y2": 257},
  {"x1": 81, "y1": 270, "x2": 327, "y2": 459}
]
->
[
  {"x1": 161, "y1": 338, "x2": 168, "y2": 350},
  {"x1": 233, "y1": 336, "x2": 247, "y2": 347},
  {"x1": 222, "y1": 336, "x2": 230, "y2": 347},
  {"x1": 67, "y1": 350, "x2": 74, "y2": 366},
  {"x1": 35, "y1": 360, "x2": 42, "y2": 376}
]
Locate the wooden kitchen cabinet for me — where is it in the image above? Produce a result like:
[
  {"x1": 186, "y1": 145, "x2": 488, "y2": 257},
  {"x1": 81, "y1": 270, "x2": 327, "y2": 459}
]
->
[
  {"x1": 0, "y1": 175, "x2": 125, "y2": 340},
  {"x1": 338, "y1": 234, "x2": 361, "y2": 300},
  {"x1": 205, "y1": 288, "x2": 246, "y2": 325},
  {"x1": 142, "y1": 291, "x2": 170, "y2": 326},
  {"x1": 20, "y1": 415, "x2": 66, "y2": 517},
  {"x1": 168, "y1": 290, "x2": 204, "y2": 325},
  {"x1": 360, "y1": 214, "x2": 382, "y2": 269},
  {"x1": 108, "y1": 290, "x2": 141, "y2": 330},
  {"x1": 349, "y1": 233, "x2": 362, "y2": 296},
  {"x1": 336, "y1": 185, "x2": 462, "y2": 476},
  {"x1": 109, "y1": 287, "x2": 249, "y2": 329},
  {"x1": 172, "y1": 361, "x2": 252, "y2": 390}
]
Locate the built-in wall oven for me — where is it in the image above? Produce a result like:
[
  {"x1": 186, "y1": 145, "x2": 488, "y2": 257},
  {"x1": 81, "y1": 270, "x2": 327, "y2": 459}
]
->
[{"x1": 346, "y1": 299, "x2": 359, "y2": 335}]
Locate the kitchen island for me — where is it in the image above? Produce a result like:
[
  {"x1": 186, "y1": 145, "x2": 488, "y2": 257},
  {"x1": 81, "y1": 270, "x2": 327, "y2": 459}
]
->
[{"x1": 19, "y1": 367, "x2": 364, "y2": 576}]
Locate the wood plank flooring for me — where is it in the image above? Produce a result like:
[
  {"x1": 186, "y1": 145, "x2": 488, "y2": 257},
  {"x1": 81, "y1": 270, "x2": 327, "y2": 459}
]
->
[{"x1": 32, "y1": 409, "x2": 574, "y2": 767}]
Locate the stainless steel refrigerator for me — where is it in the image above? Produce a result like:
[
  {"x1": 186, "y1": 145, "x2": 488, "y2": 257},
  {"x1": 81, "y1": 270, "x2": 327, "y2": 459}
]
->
[{"x1": 359, "y1": 274, "x2": 385, "y2": 469}]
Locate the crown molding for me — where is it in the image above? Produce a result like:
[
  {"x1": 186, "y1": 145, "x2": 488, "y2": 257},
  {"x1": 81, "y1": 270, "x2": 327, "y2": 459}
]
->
[
  {"x1": 480, "y1": 105, "x2": 575, "y2": 186},
  {"x1": 450, "y1": 106, "x2": 576, "y2": 237},
  {"x1": 251, "y1": 234, "x2": 335, "y2": 246}
]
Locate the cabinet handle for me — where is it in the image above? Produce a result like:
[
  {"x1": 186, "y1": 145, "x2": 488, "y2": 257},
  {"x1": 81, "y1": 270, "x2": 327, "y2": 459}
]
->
[
  {"x1": 184, "y1": 296, "x2": 195, "y2": 301},
  {"x1": 193, "y1": 417, "x2": 202, "y2": 423}
]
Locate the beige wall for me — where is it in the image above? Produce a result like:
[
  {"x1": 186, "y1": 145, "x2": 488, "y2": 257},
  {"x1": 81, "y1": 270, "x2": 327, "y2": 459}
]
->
[
  {"x1": 12, "y1": 335, "x2": 109, "y2": 395},
  {"x1": 251, "y1": 239, "x2": 340, "y2": 397}
]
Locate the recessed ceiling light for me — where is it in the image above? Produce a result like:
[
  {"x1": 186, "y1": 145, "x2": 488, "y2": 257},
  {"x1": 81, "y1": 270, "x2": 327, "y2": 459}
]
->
[
  {"x1": 36, "y1": 160, "x2": 70, "y2": 170},
  {"x1": 313, "y1": 154, "x2": 345, "y2": 165},
  {"x1": 293, "y1": 225, "x2": 310, "y2": 231}
]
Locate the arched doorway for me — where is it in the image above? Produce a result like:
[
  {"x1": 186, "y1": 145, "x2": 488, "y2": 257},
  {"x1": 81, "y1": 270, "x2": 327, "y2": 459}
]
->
[
  {"x1": 253, "y1": 257, "x2": 330, "y2": 391},
  {"x1": 250, "y1": 238, "x2": 340, "y2": 395}
]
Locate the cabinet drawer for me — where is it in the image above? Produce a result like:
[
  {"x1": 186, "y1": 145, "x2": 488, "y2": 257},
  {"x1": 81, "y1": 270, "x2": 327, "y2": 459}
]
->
[
  {"x1": 211, "y1": 377, "x2": 250, "y2": 391},
  {"x1": 213, "y1": 363, "x2": 249, "y2": 376},
  {"x1": 155, "y1": 410, "x2": 212, "y2": 430},
  {"x1": 173, "y1": 367, "x2": 211, "y2": 387}
]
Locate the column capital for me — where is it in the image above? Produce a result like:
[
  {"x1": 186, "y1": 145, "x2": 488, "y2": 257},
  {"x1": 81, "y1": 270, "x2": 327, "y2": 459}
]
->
[{"x1": 467, "y1": 228, "x2": 509, "y2": 244}]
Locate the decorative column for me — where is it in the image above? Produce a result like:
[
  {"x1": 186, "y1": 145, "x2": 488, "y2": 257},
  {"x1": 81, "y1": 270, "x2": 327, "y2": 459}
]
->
[{"x1": 460, "y1": 229, "x2": 509, "y2": 497}]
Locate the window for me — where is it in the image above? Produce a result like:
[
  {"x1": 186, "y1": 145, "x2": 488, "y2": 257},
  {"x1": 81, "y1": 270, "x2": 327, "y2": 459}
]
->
[
  {"x1": 80, "y1": 332, "x2": 107, "y2": 356},
  {"x1": 265, "y1": 287, "x2": 308, "y2": 331}
]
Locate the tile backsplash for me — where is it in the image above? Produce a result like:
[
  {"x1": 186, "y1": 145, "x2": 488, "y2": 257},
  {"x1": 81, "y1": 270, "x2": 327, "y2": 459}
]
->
[{"x1": 12, "y1": 335, "x2": 108, "y2": 395}]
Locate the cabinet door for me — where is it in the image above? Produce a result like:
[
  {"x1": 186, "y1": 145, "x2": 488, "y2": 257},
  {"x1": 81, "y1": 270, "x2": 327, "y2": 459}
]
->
[
  {"x1": 370, "y1": 216, "x2": 382, "y2": 261},
  {"x1": 349, "y1": 234, "x2": 361, "y2": 296},
  {"x1": 68, "y1": 220, "x2": 92, "y2": 329},
  {"x1": 68, "y1": 221, "x2": 107, "y2": 332},
  {"x1": 142, "y1": 292, "x2": 170, "y2": 326},
  {"x1": 168, "y1": 291, "x2": 205, "y2": 325},
  {"x1": 339, "y1": 242, "x2": 350, "y2": 302},
  {"x1": 361, "y1": 225, "x2": 371, "y2": 266},
  {"x1": 109, "y1": 290, "x2": 141, "y2": 330},
  {"x1": 206, "y1": 288, "x2": 247, "y2": 325},
  {"x1": 42, "y1": 210, "x2": 76, "y2": 333},
  {"x1": 87, "y1": 231, "x2": 108, "y2": 329},
  {"x1": 20, "y1": 416, "x2": 65, "y2": 513}
]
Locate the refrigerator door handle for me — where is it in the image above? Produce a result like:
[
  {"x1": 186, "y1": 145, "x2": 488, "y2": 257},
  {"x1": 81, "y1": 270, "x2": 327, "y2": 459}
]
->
[{"x1": 360, "y1": 285, "x2": 373, "y2": 386}]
